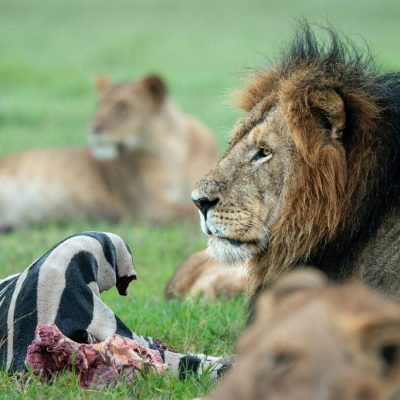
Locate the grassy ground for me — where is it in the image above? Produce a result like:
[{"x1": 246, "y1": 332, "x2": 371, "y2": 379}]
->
[
  {"x1": 1, "y1": 0, "x2": 400, "y2": 398},
  {"x1": 0, "y1": 220, "x2": 245, "y2": 399}
]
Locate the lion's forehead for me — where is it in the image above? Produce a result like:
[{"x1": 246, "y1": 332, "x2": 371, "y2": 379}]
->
[
  {"x1": 230, "y1": 105, "x2": 286, "y2": 149},
  {"x1": 248, "y1": 121, "x2": 280, "y2": 149},
  {"x1": 230, "y1": 94, "x2": 279, "y2": 141}
]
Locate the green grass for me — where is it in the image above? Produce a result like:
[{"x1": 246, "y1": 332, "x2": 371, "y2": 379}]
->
[
  {"x1": 0, "y1": 220, "x2": 245, "y2": 399},
  {"x1": 1, "y1": 0, "x2": 400, "y2": 398},
  {"x1": 0, "y1": 368, "x2": 217, "y2": 399}
]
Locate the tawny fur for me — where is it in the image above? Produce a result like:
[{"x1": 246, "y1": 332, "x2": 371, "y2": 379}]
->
[
  {"x1": 180, "y1": 25, "x2": 400, "y2": 309},
  {"x1": 165, "y1": 249, "x2": 246, "y2": 299},
  {"x1": 0, "y1": 74, "x2": 217, "y2": 230},
  {"x1": 204, "y1": 270, "x2": 400, "y2": 400}
]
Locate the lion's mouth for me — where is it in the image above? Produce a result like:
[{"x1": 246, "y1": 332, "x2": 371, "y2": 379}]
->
[
  {"x1": 219, "y1": 236, "x2": 258, "y2": 247},
  {"x1": 225, "y1": 238, "x2": 244, "y2": 246}
]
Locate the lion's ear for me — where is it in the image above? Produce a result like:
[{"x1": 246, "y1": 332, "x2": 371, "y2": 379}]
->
[
  {"x1": 142, "y1": 74, "x2": 167, "y2": 106},
  {"x1": 311, "y1": 89, "x2": 346, "y2": 142},
  {"x1": 96, "y1": 75, "x2": 112, "y2": 93}
]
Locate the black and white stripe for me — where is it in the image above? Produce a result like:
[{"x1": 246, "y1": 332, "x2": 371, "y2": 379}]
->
[{"x1": 0, "y1": 231, "x2": 228, "y2": 378}]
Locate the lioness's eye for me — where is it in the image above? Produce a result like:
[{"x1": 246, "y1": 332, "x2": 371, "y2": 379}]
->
[
  {"x1": 114, "y1": 101, "x2": 129, "y2": 116},
  {"x1": 251, "y1": 147, "x2": 272, "y2": 162}
]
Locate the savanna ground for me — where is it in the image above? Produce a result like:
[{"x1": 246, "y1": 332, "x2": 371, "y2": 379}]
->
[{"x1": 0, "y1": 0, "x2": 400, "y2": 398}]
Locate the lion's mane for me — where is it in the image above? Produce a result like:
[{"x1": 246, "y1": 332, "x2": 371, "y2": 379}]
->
[{"x1": 239, "y1": 25, "x2": 400, "y2": 308}]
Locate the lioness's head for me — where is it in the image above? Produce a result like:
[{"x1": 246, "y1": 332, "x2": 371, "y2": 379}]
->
[
  {"x1": 89, "y1": 74, "x2": 167, "y2": 160},
  {"x1": 206, "y1": 270, "x2": 400, "y2": 400},
  {"x1": 192, "y1": 25, "x2": 390, "y2": 291}
]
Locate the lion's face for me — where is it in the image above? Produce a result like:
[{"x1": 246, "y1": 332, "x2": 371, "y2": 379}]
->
[
  {"x1": 192, "y1": 104, "x2": 295, "y2": 265},
  {"x1": 89, "y1": 75, "x2": 167, "y2": 160},
  {"x1": 192, "y1": 62, "x2": 354, "y2": 285}
]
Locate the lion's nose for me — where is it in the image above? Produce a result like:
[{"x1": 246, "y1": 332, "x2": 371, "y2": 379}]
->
[{"x1": 192, "y1": 195, "x2": 220, "y2": 217}]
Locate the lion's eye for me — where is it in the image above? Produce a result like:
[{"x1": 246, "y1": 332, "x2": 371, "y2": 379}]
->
[{"x1": 251, "y1": 148, "x2": 272, "y2": 162}]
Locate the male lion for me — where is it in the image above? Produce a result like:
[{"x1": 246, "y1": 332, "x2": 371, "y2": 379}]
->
[
  {"x1": 0, "y1": 74, "x2": 216, "y2": 230},
  {"x1": 170, "y1": 25, "x2": 400, "y2": 308},
  {"x1": 203, "y1": 270, "x2": 400, "y2": 400}
]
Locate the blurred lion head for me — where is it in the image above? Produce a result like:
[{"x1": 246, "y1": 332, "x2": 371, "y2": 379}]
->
[
  {"x1": 205, "y1": 270, "x2": 400, "y2": 400},
  {"x1": 89, "y1": 74, "x2": 167, "y2": 160}
]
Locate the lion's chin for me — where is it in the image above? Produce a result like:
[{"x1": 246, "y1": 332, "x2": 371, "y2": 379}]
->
[{"x1": 207, "y1": 237, "x2": 258, "y2": 266}]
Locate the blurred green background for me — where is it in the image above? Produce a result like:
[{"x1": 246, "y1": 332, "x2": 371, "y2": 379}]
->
[
  {"x1": 1, "y1": 0, "x2": 400, "y2": 156},
  {"x1": 0, "y1": 1, "x2": 400, "y2": 398}
]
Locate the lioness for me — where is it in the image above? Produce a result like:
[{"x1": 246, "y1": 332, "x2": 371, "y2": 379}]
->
[
  {"x1": 204, "y1": 270, "x2": 400, "y2": 400},
  {"x1": 171, "y1": 25, "x2": 400, "y2": 309},
  {"x1": 0, "y1": 74, "x2": 216, "y2": 230},
  {"x1": 165, "y1": 249, "x2": 246, "y2": 299}
]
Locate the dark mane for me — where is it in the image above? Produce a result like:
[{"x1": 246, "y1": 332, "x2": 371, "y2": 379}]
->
[
  {"x1": 279, "y1": 23, "x2": 400, "y2": 145},
  {"x1": 281, "y1": 23, "x2": 400, "y2": 251},
  {"x1": 282, "y1": 23, "x2": 375, "y2": 77}
]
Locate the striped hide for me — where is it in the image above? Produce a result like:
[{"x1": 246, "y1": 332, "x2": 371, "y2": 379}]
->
[{"x1": 0, "y1": 231, "x2": 228, "y2": 378}]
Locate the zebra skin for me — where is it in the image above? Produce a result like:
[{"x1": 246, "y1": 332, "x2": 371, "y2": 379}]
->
[{"x1": 0, "y1": 231, "x2": 228, "y2": 378}]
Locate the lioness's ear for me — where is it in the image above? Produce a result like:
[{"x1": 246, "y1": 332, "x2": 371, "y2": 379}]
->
[
  {"x1": 241, "y1": 270, "x2": 327, "y2": 352},
  {"x1": 255, "y1": 269, "x2": 327, "y2": 320},
  {"x1": 96, "y1": 75, "x2": 112, "y2": 93},
  {"x1": 361, "y1": 319, "x2": 400, "y2": 380},
  {"x1": 311, "y1": 89, "x2": 346, "y2": 142},
  {"x1": 142, "y1": 74, "x2": 167, "y2": 106},
  {"x1": 270, "y1": 269, "x2": 327, "y2": 302}
]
